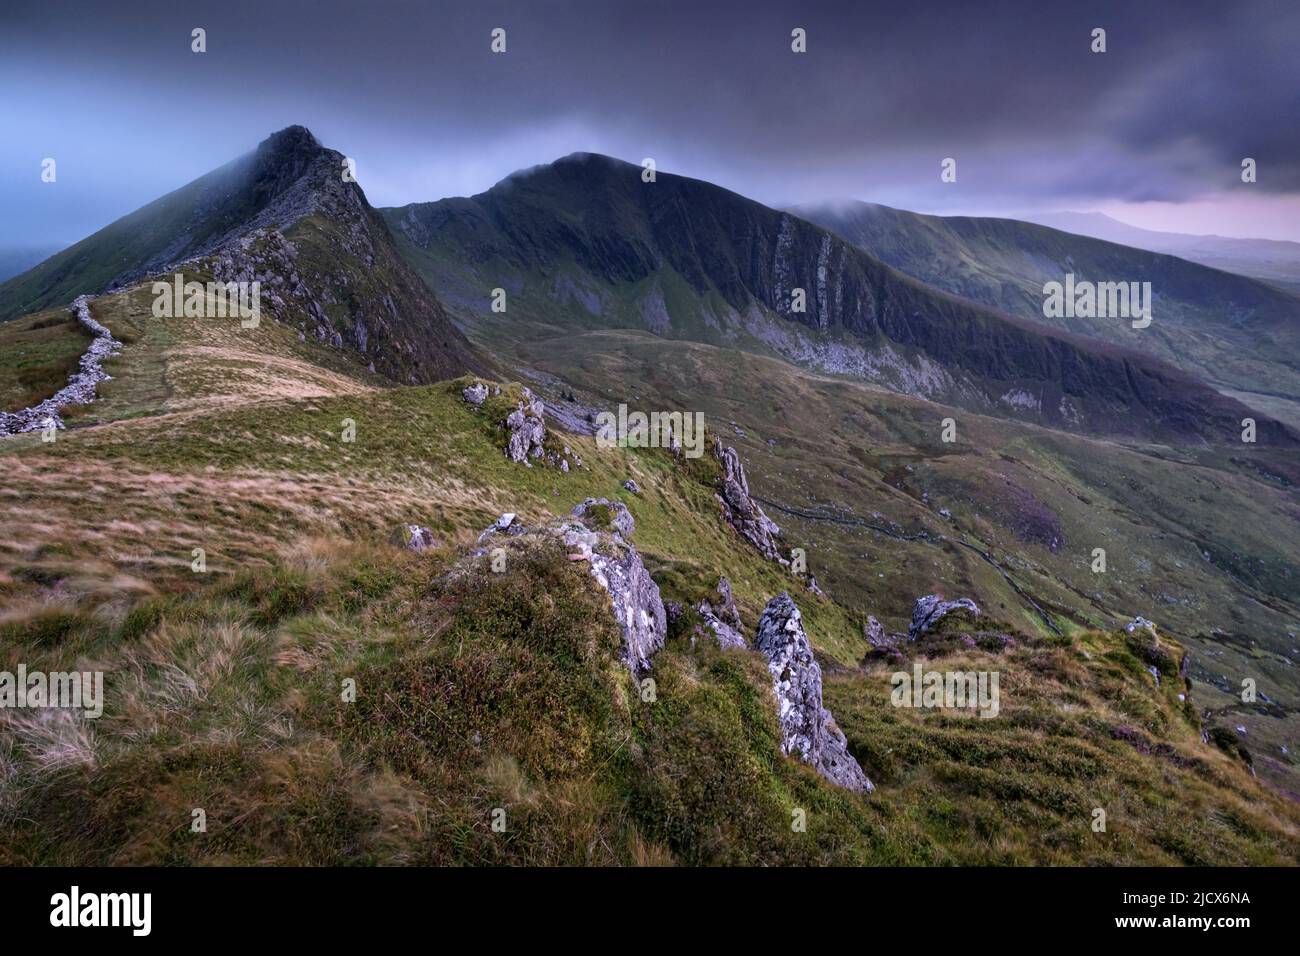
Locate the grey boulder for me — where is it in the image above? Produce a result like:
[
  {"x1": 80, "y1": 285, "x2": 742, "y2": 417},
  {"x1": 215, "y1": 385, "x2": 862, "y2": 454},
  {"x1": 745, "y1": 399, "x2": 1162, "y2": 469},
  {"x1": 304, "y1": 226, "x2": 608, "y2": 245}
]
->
[{"x1": 908, "y1": 594, "x2": 981, "y2": 641}]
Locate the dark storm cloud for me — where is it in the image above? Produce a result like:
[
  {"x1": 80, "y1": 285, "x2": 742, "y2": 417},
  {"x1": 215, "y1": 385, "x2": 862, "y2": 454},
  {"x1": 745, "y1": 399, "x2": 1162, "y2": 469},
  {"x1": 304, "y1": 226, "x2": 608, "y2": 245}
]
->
[{"x1": 2, "y1": 0, "x2": 1297, "y2": 247}]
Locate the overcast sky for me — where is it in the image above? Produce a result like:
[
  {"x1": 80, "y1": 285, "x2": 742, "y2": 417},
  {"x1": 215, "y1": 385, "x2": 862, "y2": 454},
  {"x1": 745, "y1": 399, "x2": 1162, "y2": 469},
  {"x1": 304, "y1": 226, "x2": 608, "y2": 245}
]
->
[{"x1": 2, "y1": 0, "x2": 1298, "y2": 248}]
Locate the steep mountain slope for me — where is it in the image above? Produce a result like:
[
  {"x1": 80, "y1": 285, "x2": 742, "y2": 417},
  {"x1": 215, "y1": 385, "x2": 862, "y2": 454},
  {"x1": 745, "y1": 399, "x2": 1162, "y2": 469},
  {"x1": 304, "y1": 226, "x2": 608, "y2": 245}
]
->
[
  {"x1": 382, "y1": 154, "x2": 1291, "y2": 445},
  {"x1": 796, "y1": 201, "x2": 1300, "y2": 407},
  {"x1": 1, "y1": 283, "x2": 1296, "y2": 864},
  {"x1": 0, "y1": 127, "x2": 478, "y2": 384},
  {"x1": 1030, "y1": 211, "x2": 1300, "y2": 292}
]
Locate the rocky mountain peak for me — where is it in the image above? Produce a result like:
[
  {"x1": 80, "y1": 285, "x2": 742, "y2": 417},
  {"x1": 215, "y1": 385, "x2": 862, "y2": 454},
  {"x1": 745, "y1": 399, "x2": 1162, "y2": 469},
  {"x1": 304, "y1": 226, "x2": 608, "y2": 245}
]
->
[{"x1": 259, "y1": 124, "x2": 322, "y2": 156}]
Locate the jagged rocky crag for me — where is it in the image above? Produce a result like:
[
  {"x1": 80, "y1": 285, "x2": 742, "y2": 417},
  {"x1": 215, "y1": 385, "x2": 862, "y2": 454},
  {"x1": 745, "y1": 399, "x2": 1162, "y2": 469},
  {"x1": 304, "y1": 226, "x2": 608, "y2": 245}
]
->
[
  {"x1": 712, "y1": 438, "x2": 785, "y2": 562},
  {"x1": 0, "y1": 127, "x2": 478, "y2": 385},
  {"x1": 696, "y1": 576, "x2": 747, "y2": 650},
  {"x1": 463, "y1": 499, "x2": 869, "y2": 791},
  {"x1": 459, "y1": 379, "x2": 582, "y2": 470},
  {"x1": 754, "y1": 593, "x2": 873, "y2": 793},
  {"x1": 0, "y1": 295, "x2": 121, "y2": 436},
  {"x1": 470, "y1": 502, "x2": 665, "y2": 676},
  {"x1": 504, "y1": 389, "x2": 547, "y2": 463},
  {"x1": 908, "y1": 594, "x2": 982, "y2": 641}
]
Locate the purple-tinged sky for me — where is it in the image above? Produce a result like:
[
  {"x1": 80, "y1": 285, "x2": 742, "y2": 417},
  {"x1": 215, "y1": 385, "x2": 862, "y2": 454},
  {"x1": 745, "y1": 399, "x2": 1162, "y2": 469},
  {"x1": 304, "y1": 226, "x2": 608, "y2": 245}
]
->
[{"x1": 2, "y1": 0, "x2": 1298, "y2": 247}]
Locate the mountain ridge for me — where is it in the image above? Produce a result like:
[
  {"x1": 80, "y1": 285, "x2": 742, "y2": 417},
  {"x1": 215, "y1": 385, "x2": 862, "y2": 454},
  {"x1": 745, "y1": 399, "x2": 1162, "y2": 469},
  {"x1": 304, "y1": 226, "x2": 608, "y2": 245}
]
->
[
  {"x1": 0, "y1": 126, "x2": 480, "y2": 384},
  {"x1": 794, "y1": 199, "x2": 1300, "y2": 408},
  {"x1": 1028, "y1": 210, "x2": 1300, "y2": 289},
  {"x1": 382, "y1": 152, "x2": 1295, "y2": 446}
]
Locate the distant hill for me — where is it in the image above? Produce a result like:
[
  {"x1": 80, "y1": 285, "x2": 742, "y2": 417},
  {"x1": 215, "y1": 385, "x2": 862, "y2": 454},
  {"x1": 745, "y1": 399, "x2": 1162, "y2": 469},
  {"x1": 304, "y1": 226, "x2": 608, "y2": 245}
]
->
[
  {"x1": 795, "y1": 201, "x2": 1300, "y2": 407},
  {"x1": 0, "y1": 245, "x2": 66, "y2": 283},
  {"x1": 1029, "y1": 211, "x2": 1300, "y2": 291}
]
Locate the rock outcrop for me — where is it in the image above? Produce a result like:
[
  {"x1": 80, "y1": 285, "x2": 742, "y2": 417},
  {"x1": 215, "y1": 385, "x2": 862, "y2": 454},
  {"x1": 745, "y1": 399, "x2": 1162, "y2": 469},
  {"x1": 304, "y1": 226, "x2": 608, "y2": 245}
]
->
[
  {"x1": 696, "y1": 576, "x2": 747, "y2": 649},
  {"x1": 505, "y1": 388, "x2": 546, "y2": 463},
  {"x1": 753, "y1": 593, "x2": 873, "y2": 792},
  {"x1": 860, "y1": 615, "x2": 906, "y2": 665},
  {"x1": 0, "y1": 296, "x2": 122, "y2": 437},
  {"x1": 559, "y1": 511, "x2": 665, "y2": 675},
  {"x1": 570, "y1": 498, "x2": 635, "y2": 539},
  {"x1": 462, "y1": 382, "x2": 489, "y2": 405},
  {"x1": 713, "y1": 439, "x2": 784, "y2": 563},
  {"x1": 908, "y1": 594, "x2": 981, "y2": 641},
  {"x1": 1125, "y1": 615, "x2": 1157, "y2": 636},
  {"x1": 476, "y1": 512, "x2": 526, "y2": 544},
  {"x1": 390, "y1": 524, "x2": 438, "y2": 552},
  {"x1": 472, "y1": 504, "x2": 665, "y2": 676}
]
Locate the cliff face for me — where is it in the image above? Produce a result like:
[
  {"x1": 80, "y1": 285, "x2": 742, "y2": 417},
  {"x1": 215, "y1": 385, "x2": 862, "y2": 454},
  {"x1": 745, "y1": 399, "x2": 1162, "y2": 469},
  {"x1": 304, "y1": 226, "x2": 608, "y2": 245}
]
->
[{"x1": 385, "y1": 154, "x2": 1293, "y2": 445}]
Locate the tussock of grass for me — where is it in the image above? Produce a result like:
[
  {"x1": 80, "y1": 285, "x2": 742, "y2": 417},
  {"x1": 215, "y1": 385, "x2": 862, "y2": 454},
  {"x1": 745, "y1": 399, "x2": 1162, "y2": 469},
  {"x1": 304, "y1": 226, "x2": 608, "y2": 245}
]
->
[{"x1": 1, "y1": 532, "x2": 1295, "y2": 866}]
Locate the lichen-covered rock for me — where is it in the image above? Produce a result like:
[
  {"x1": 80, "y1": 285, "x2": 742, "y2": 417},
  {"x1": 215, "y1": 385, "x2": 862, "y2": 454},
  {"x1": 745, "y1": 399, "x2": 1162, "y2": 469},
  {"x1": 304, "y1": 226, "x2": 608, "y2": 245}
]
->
[
  {"x1": 506, "y1": 411, "x2": 545, "y2": 461},
  {"x1": 908, "y1": 594, "x2": 981, "y2": 641},
  {"x1": 560, "y1": 512, "x2": 665, "y2": 675},
  {"x1": 713, "y1": 439, "x2": 784, "y2": 563},
  {"x1": 860, "y1": 615, "x2": 905, "y2": 665},
  {"x1": 476, "y1": 512, "x2": 526, "y2": 544},
  {"x1": 1125, "y1": 615, "x2": 1157, "y2": 636},
  {"x1": 462, "y1": 382, "x2": 489, "y2": 405},
  {"x1": 505, "y1": 389, "x2": 546, "y2": 462},
  {"x1": 571, "y1": 498, "x2": 634, "y2": 539},
  {"x1": 710, "y1": 577, "x2": 742, "y2": 629},
  {"x1": 754, "y1": 593, "x2": 873, "y2": 792},
  {"x1": 390, "y1": 524, "x2": 438, "y2": 552},
  {"x1": 696, "y1": 576, "x2": 746, "y2": 649},
  {"x1": 623, "y1": 479, "x2": 641, "y2": 494},
  {"x1": 698, "y1": 606, "x2": 746, "y2": 649},
  {"x1": 464, "y1": 505, "x2": 666, "y2": 676}
]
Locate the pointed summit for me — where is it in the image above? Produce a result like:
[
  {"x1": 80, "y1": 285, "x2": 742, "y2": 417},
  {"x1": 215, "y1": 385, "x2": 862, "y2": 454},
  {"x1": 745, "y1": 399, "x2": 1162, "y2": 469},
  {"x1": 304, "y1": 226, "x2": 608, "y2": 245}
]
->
[
  {"x1": 0, "y1": 127, "x2": 479, "y2": 383},
  {"x1": 260, "y1": 124, "x2": 321, "y2": 152},
  {"x1": 0, "y1": 126, "x2": 338, "y2": 318}
]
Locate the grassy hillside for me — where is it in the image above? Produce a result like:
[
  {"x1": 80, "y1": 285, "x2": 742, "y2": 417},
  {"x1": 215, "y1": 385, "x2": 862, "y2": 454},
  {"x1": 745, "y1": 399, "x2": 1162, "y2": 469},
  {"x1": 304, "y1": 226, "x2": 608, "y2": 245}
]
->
[
  {"x1": 0, "y1": 307, "x2": 92, "y2": 412},
  {"x1": 0, "y1": 246, "x2": 66, "y2": 284},
  {"x1": 1, "y1": 285, "x2": 1297, "y2": 864},
  {"x1": 456, "y1": 325, "x2": 1300, "y2": 800},
  {"x1": 0, "y1": 145, "x2": 276, "y2": 323}
]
